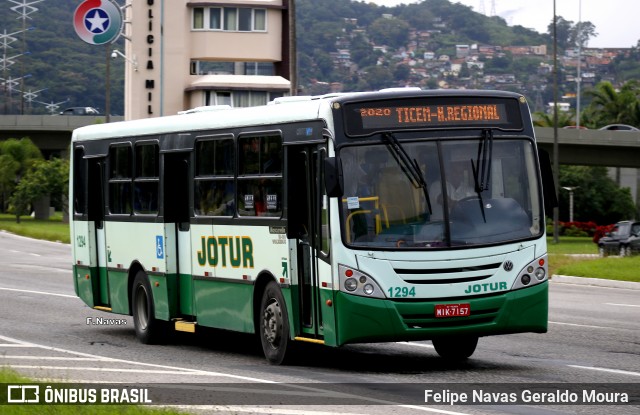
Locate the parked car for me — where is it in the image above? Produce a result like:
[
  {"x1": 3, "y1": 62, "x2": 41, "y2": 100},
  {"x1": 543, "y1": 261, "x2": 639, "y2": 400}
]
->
[
  {"x1": 59, "y1": 106, "x2": 100, "y2": 115},
  {"x1": 597, "y1": 220, "x2": 640, "y2": 257},
  {"x1": 598, "y1": 124, "x2": 639, "y2": 131}
]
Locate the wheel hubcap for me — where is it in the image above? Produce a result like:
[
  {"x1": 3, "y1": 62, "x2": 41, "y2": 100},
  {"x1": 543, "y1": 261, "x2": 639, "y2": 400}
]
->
[
  {"x1": 263, "y1": 298, "x2": 282, "y2": 348},
  {"x1": 135, "y1": 286, "x2": 149, "y2": 329}
]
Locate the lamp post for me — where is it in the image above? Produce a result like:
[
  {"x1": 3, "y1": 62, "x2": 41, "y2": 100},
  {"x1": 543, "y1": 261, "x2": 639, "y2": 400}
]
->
[
  {"x1": 576, "y1": 0, "x2": 582, "y2": 128},
  {"x1": 562, "y1": 186, "x2": 579, "y2": 223}
]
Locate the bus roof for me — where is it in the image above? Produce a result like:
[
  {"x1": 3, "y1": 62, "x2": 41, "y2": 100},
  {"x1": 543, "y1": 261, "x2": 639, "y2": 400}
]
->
[
  {"x1": 72, "y1": 89, "x2": 526, "y2": 142},
  {"x1": 71, "y1": 97, "x2": 333, "y2": 142}
]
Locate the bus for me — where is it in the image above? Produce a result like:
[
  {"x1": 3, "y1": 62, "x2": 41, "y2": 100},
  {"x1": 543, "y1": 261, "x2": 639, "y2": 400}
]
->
[{"x1": 70, "y1": 89, "x2": 556, "y2": 364}]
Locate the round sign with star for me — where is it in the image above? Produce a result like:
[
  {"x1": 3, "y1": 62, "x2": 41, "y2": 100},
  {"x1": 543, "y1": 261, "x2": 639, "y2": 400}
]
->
[{"x1": 74, "y1": 0, "x2": 123, "y2": 45}]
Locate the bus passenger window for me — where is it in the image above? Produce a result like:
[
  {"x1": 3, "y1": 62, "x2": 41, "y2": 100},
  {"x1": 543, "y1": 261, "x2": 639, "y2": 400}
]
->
[
  {"x1": 108, "y1": 145, "x2": 133, "y2": 215},
  {"x1": 195, "y1": 138, "x2": 235, "y2": 217},
  {"x1": 134, "y1": 143, "x2": 159, "y2": 215},
  {"x1": 237, "y1": 135, "x2": 282, "y2": 217}
]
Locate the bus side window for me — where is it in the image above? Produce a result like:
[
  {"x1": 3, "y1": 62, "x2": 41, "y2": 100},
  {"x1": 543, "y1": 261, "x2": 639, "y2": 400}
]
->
[
  {"x1": 73, "y1": 147, "x2": 87, "y2": 216},
  {"x1": 108, "y1": 145, "x2": 133, "y2": 215},
  {"x1": 134, "y1": 142, "x2": 159, "y2": 215},
  {"x1": 238, "y1": 135, "x2": 282, "y2": 217},
  {"x1": 194, "y1": 138, "x2": 235, "y2": 217}
]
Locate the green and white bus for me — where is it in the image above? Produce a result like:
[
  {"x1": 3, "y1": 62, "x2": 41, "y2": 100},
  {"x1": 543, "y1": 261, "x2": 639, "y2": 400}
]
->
[{"x1": 70, "y1": 89, "x2": 556, "y2": 364}]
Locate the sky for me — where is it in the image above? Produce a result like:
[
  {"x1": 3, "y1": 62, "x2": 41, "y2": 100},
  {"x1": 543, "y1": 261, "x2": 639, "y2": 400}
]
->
[{"x1": 364, "y1": 0, "x2": 639, "y2": 48}]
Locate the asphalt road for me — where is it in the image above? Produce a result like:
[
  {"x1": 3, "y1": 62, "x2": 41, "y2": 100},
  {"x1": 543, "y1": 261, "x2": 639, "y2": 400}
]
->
[{"x1": 0, "y1": 230, "x2": 638, "y2": 415}]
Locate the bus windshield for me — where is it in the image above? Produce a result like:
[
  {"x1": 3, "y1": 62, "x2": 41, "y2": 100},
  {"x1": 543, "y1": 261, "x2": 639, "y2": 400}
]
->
[{"x1": 339, "y1": 137, "x2": 542, "y2": 249}]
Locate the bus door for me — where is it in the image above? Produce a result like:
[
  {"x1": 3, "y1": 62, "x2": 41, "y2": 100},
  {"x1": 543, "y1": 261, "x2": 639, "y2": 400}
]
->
[
  {"x1": 163, "y1": 152, "x2": 193, "y2": 316},
  {"x1": 87, "y1": 158, "x2": 109, "y2": 306},
  {"x1": 287, "y1": 145, "x2": 327, "y2": 339}
]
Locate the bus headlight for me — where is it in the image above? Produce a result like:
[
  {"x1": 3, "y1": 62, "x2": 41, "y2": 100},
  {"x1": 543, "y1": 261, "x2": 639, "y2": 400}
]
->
[
  {"x1": 363, "y1": 283, "x2": 375, "y2": 295},
  {"x1": 511, "y1": 255, "x2": 549, "y2": 291},
  {"x1": 344, "y1": 278, "x2": 358, "y2": 291},
  {"x1": 338, "y1": 264, "x2": 385, "y2": 298}
]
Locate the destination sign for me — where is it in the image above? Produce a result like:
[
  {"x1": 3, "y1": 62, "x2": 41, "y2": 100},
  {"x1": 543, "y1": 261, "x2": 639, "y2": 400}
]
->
[{"x1": 343, "y1": 97, "x2": 523, "y2": 136}]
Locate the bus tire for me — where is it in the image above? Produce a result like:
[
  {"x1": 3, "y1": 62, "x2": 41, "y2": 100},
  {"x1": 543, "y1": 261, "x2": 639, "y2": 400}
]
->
[
  {"x1": 432, "y1": 336, "x2": 478, "y2": 361},
  {"x1": 131, "y1": 271, "x2": 166, "y2": 345},
  {"x1": 259, "y1": 281, "x2": 291, "y2": 364}
]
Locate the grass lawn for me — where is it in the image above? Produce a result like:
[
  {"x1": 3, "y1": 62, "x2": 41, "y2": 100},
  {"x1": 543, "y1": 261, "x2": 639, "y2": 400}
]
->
[
  {"x1": 547, "y1": 236, "x2": 639, "y2": 282},
  {"x1": 0, "y1": 213, "x2": 70, "y2": 244}
]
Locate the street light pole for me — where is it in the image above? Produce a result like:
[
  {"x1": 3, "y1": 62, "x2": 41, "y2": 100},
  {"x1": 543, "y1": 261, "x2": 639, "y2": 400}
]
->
[
  {"x1": 562, "y1": 186, "x2": 579, "y2": 222},
  {"x1": 576, "y1": 0, "x2": 582, "y2": 128}
]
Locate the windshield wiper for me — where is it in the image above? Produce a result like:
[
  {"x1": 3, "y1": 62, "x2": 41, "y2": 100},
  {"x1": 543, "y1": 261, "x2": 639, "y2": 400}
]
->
[
  {"x1": 470, "y1": 129, "x2": 494, "y2": 222},
  {"x1": 383, "y1": 132, "x2": 432, "y2": 215}
]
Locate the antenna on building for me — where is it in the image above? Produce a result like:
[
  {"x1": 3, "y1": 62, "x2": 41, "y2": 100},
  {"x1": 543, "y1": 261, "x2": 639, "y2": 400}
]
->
[{"x1": 4, "y1": 0, "x2": 44, "y2": 114}]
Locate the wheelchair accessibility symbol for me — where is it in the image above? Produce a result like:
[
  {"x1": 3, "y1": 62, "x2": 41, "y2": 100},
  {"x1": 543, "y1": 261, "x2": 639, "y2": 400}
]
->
[{"x1": 156, "y1": 235, "x2": 164, "y2": 259}]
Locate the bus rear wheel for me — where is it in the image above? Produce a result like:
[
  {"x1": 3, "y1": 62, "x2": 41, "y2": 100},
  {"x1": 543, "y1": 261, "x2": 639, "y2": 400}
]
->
[
  {"x1": 131, "y1": 271, "x2": 166, "y2": 344},
  {"x1": 259, "y1": 281, "x2": 291, "y2": 364},
  {"x1": 432, "y1": 336, "x2": 478, "y2": 361}
]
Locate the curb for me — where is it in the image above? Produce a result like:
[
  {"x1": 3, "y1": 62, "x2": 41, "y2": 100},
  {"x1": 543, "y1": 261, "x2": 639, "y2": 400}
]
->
[{"x1": 551, "y1": 274, "x2": 640, "y2": 290}]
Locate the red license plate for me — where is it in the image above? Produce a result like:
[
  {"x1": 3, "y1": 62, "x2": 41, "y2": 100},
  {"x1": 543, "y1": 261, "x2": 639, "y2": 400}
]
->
[{"x1": 434, "y1": 303, "x2": 470, "y2": 318}]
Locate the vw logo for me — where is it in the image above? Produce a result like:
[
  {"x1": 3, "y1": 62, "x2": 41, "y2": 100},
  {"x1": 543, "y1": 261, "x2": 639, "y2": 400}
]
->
[{"x1": 503, "y1": 260, "x2": 514, "y2": 271}]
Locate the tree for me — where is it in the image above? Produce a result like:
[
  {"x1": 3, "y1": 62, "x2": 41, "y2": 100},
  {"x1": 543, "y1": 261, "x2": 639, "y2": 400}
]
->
[
  {"x1": 547, "y1": 16, "x2": 574, "y2": 51},
  {"x1": 559, "y1": 165, "x2": 636, "y2": 224},
  {"x1": 368, "y1": 17, "x2": 410, "y2": 49},
  {"x1": 0, "y1": 138, "x2": 43, "y2": 212},
  {"x1": 570, "y1": 21, "x2": 597, "y2": 48},
  {"x1": 8, "y1": 158, "x2": 69, "y2": 223},
  {"x1": 585, "y1": 80, "x2": 640, "y2": 127},
  {"x1": 532, "y1": 111, "x2": 575, "y2": 127}
]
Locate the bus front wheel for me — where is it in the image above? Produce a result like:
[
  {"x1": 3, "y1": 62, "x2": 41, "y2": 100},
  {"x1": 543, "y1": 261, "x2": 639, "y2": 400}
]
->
[
  {"x1": 432, "y1": 336, "x2": 478, "y2": 361},
  {"x1": 131, "y1": 271, "x2": 166, "y2": 344},
  {"x1": 259, "y1": 281, "x2": 291, "y2": 364}
]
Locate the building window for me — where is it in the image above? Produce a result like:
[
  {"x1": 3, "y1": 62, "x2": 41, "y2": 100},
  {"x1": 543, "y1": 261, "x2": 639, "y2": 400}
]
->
[
  {"x1": 192, "y1": 7, "x2": 267, "y2": 32},
  {"x1": 254, "y1": 9, "x2": 266, "y2": 31},
  {"x1": 209, "y1": 7, "x2": 221, "y2": 29},
  {"x1": 206, "y1": 91, "x2": 232, "y2": 106},
  {"x1": 223, "y1": 8, "x2": 237, "y2": 31},
  {"x1": 193, "y1": 7, "x2": 204, "y2": 29},
  {"x1": 204, "y1": 90, "x2": 286, "y2": 108}
]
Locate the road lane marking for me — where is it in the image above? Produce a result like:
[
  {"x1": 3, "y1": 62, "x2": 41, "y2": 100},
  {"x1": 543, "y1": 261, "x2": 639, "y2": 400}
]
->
[
  {"x1": 549, "y1": 321, "x2": 609, "y2": 329},
  {"x1": 568, "y1": 365, "x2": 640, "y2": 377},
  {"x1": 605, "y1": 303, "x2": 640, "y2": 308},
  {"x1": 0, "y1": 344, "x2": 38, "y2": 347},
  {"x1": 0, "y1": 286, "x2": 76, "y2": 299},
  {"x1": 170, "y1": 405, "x2": 467, "y2": 415},
  {"x1": 1, "y1": 356, "x2": 101, "y2": 361},
  {"x1": 170, "y1": 407, "x2": 374, "y2": 415}
]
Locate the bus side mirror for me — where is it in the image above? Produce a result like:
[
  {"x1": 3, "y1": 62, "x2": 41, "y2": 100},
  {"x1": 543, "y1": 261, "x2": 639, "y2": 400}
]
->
[
  {"x1": 324, "y1": 156, "x2": 343, "y2": 198},
  {"x1": 537, "y1": 148, "x2": 558, "y2": 215}
]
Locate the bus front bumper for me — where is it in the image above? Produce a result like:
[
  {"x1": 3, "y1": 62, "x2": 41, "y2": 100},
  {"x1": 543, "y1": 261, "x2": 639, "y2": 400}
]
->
[{"x1": 333, "y1": 281, "x2": 548, "y2": 345}]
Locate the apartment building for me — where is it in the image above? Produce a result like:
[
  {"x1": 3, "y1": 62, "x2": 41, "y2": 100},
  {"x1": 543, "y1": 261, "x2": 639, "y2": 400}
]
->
[{"x1": 124, "y1": 0, "x2": 291, "y2": 120}]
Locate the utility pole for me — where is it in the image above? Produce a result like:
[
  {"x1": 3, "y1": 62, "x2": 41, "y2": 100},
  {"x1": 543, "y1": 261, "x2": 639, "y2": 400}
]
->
[
  {"x1": 552, "y1": 0, "x2": 560, "y2": 244},
  {"x1": 288, "y1": 0, "x2": 297, "y2": 96}
]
